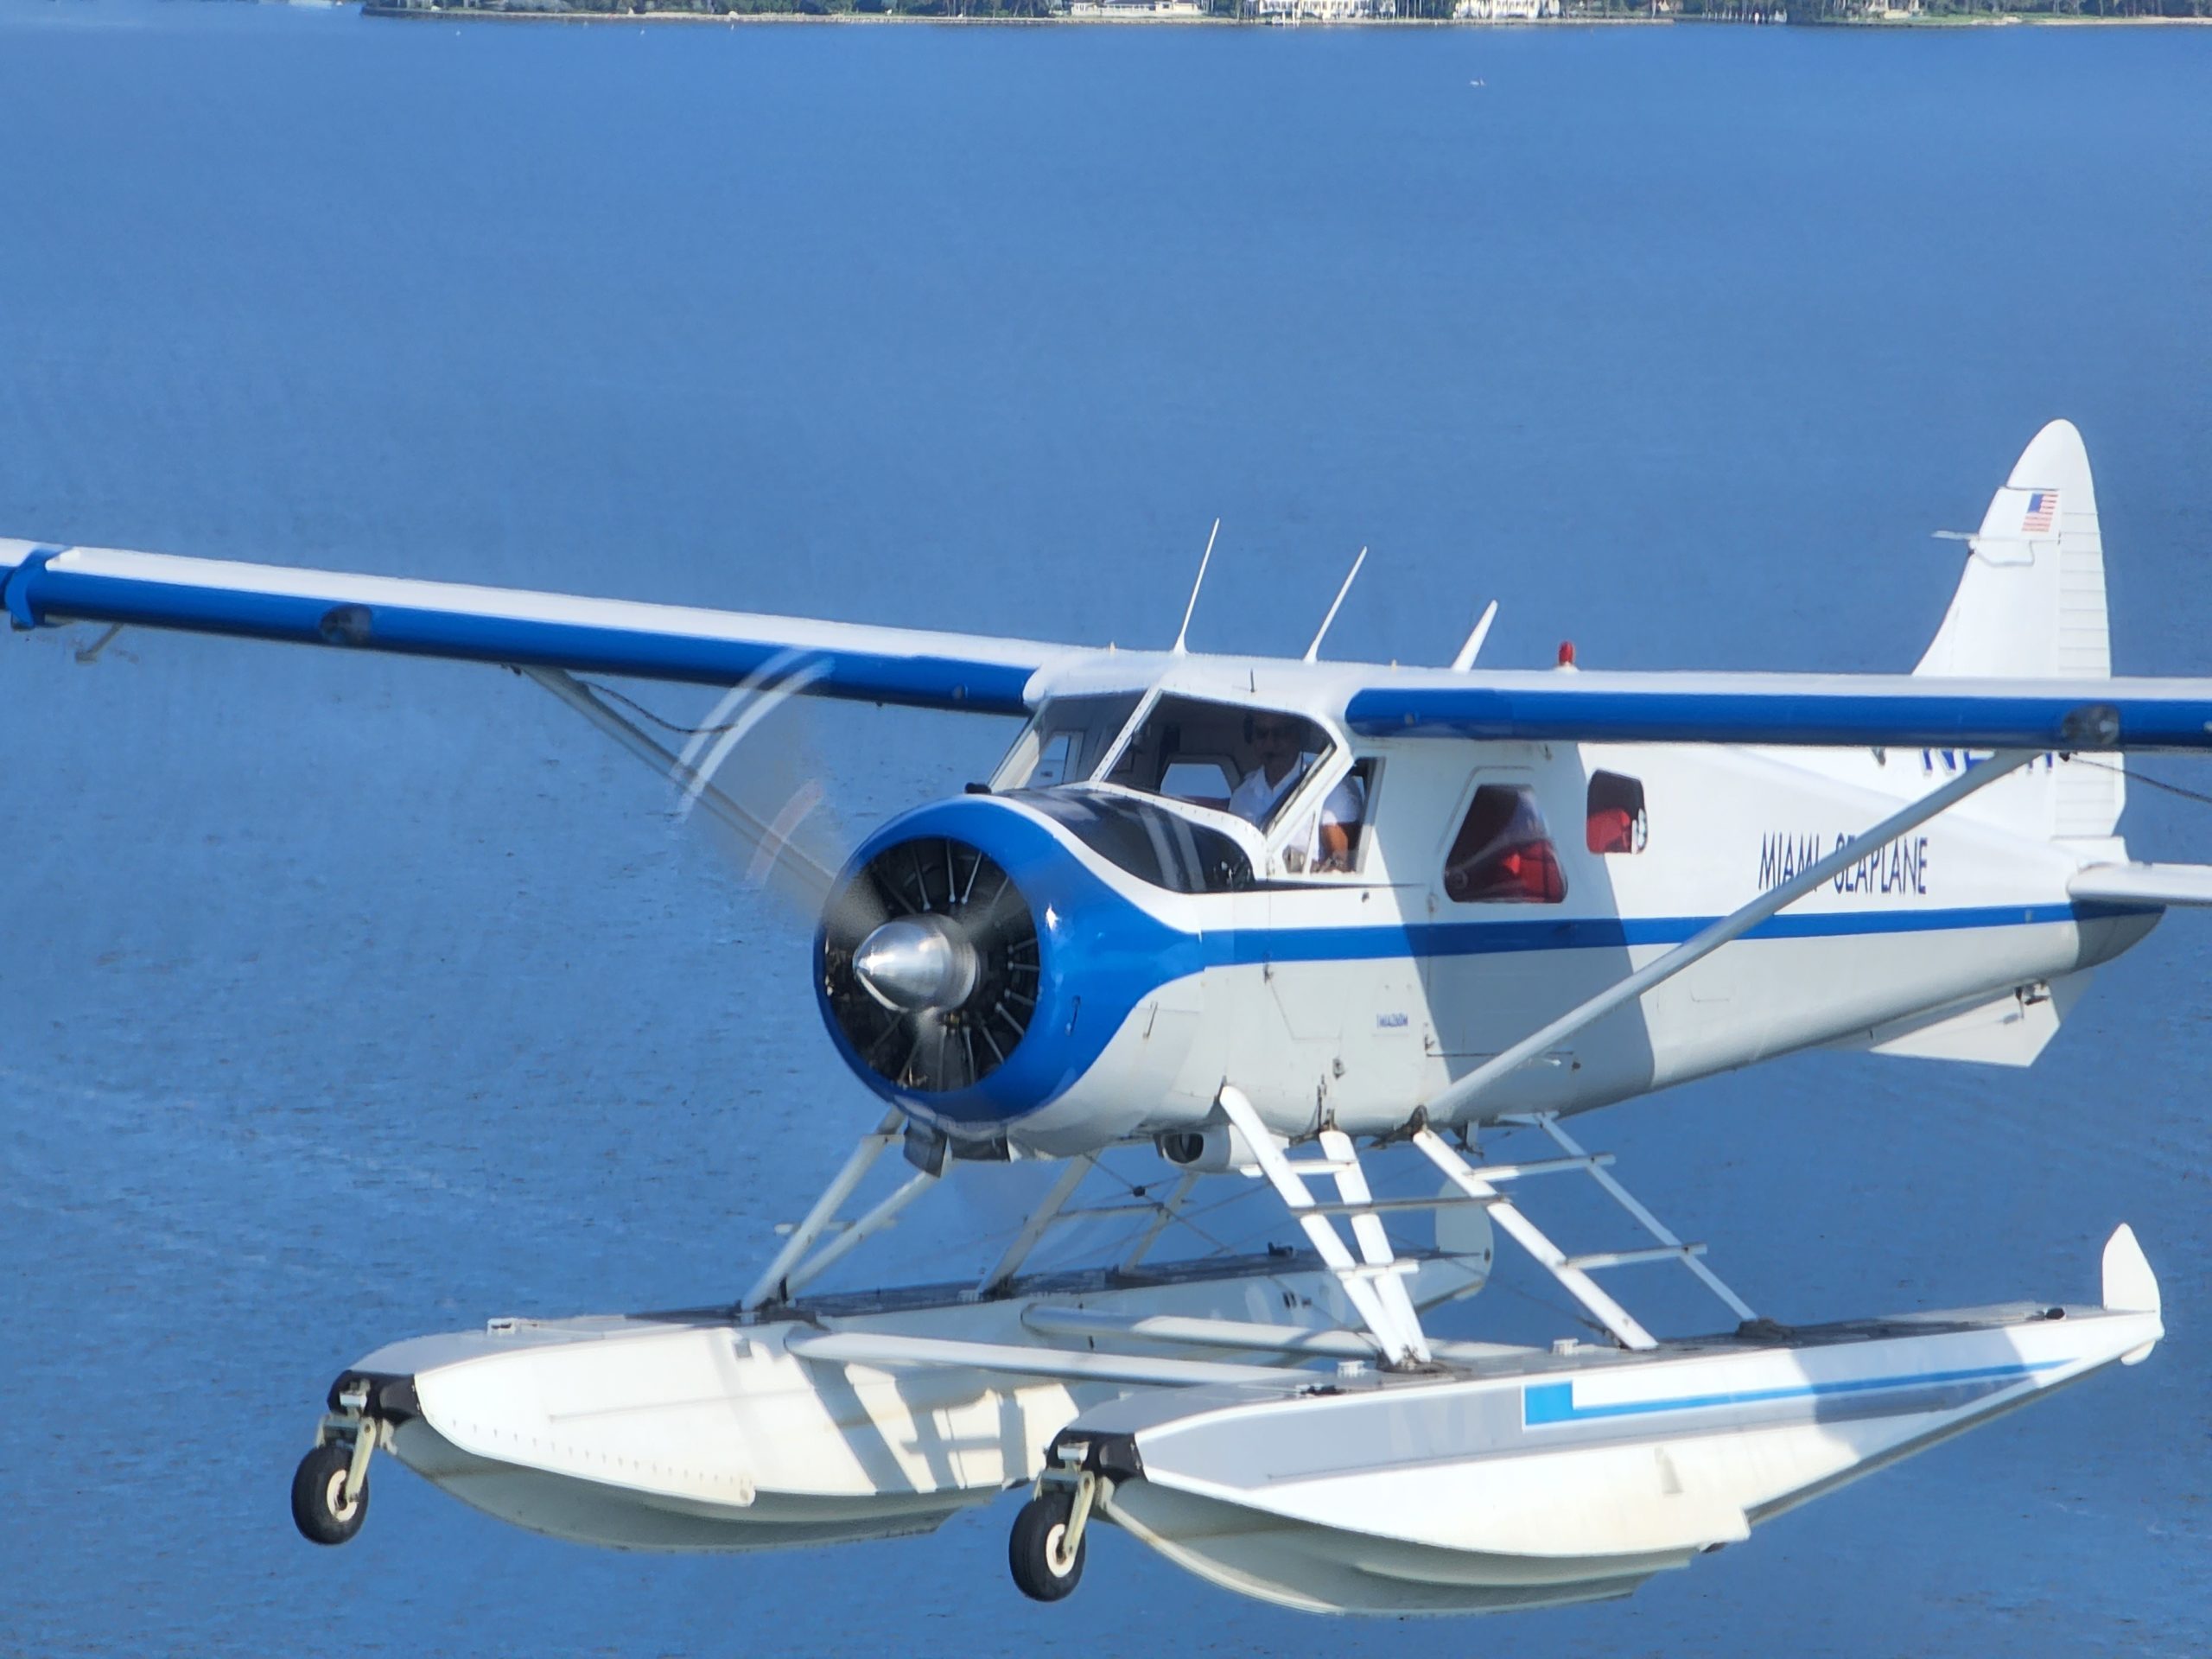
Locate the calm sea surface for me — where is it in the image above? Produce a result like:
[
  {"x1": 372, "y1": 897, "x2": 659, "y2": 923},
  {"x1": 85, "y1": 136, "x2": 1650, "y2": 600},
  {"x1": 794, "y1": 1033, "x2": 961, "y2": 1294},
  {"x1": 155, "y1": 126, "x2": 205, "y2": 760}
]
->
[{"x1": 1, "y1": 4, "x2": 2207, "y2": 1653}]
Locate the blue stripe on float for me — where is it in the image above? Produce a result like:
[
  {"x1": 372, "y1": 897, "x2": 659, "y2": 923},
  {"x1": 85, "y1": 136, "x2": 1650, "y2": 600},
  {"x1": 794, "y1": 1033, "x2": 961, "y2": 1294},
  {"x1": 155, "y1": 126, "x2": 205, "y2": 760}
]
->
[
  {"x1": 7, "y1": 565, "x2": 1039, "y2": 716},
  {"x1": 1521, "y1": 1358, "x2": 2062, "y2": 1427},
  {"x1": 1213, "y1": 900, "x2": 2152, "y2": 969}
]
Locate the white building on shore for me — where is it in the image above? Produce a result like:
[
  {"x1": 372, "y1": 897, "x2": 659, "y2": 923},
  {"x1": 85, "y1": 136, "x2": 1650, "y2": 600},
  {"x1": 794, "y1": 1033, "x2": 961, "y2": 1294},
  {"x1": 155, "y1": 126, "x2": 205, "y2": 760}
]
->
[
  {"x1": 1452, "y1": 0, "x2": 1559, "y2": 16},
  {"x1": 1066, "y1": 0, "x2": 1205, "y2": 14},
  {"x1": 1251, "y1": 0, "x2": 1381, "y2": 18}
]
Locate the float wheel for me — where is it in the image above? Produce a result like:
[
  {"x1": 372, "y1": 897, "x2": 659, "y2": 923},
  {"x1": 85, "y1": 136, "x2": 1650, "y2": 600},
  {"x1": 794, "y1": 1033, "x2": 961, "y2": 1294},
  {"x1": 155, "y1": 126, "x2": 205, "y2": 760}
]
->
[
  {"x1": 291, "y1": 1441, "x2": 368, "y2": 1546},
  {"x1": 1008, "y1": 1487, "x2": 1086, "y2": 1602}
]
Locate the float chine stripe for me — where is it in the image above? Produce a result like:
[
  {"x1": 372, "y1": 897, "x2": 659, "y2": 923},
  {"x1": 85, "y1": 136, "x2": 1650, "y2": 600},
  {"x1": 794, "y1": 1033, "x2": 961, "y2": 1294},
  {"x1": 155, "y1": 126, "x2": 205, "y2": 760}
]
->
[{"x1": 1521, "y1": 1358, "x2": 2062, "y2": 1427}]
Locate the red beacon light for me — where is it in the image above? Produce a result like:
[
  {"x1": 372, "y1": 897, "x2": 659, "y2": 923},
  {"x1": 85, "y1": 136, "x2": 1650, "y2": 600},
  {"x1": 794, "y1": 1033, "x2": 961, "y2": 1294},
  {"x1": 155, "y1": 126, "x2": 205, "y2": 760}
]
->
[{"x1": 1556, "y1": 640, "x2": 1578, "y2": 670}]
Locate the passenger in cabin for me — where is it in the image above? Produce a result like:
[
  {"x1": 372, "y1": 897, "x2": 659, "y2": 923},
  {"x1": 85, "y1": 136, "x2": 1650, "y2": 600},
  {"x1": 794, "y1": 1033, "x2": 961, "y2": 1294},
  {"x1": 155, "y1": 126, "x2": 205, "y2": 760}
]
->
[
  {"x1": 1586, "y1": 805, "x2": 1637, "y2": 855},
  {"x1": 1585, "y1": 770, "x2": 1648, "y2": 856},
  {"x1": 1445, "y1": 785, "x2": 1566, "y2": 904},
  {"x1": 1230, "y1": 715, "x2": 1364, "y2": 872}
]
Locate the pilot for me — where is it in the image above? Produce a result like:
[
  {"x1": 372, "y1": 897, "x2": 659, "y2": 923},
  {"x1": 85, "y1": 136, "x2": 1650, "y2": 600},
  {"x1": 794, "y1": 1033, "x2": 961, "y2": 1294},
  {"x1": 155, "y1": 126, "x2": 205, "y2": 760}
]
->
[{"x1": 1230, "y1": 715, "x2": 1364, "y2": 871}]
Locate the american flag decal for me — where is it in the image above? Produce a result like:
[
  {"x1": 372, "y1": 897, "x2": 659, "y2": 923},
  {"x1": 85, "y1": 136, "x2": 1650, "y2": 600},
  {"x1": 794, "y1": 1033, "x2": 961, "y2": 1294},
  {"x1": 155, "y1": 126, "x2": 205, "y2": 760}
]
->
[{"x1": 2022, "y1": 490, "x2": 2059, "y2": 533}]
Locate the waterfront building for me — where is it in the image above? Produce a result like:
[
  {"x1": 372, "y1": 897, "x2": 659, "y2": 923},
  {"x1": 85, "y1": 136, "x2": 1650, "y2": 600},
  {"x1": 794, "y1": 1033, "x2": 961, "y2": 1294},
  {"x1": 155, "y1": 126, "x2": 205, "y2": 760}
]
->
[
  {"x1": 1067, "y1": 0, "x2": 1205, "y2": 13},
  {"x1": 1251, "y1": 0, "x2": 1380, "y2": 18}
]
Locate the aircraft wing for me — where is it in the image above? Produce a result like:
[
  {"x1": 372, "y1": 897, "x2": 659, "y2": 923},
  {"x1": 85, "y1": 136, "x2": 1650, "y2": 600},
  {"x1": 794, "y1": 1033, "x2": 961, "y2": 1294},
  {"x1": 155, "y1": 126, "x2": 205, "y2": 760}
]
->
[
  {"x1": 0, "y1": 538, "x2": 1075, "y2": 716},
  {"x1": 1344, "y1": 671, "x2": 2212, "y2": 754}
]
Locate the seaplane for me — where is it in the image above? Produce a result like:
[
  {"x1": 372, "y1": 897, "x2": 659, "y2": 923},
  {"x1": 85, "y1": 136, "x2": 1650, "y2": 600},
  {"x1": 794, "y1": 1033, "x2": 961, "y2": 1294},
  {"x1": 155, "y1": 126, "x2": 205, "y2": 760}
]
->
[{"x1": 1, "y1": 419, "x2": 2192, "y2": 1614}]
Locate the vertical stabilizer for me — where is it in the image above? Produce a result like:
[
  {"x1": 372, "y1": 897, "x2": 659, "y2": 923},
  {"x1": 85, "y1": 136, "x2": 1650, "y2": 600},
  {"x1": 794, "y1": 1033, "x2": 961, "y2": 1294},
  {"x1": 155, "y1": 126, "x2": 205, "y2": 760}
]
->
[{"x1": 1916, "y1": 421, "x2": 2125, "y2": 845}]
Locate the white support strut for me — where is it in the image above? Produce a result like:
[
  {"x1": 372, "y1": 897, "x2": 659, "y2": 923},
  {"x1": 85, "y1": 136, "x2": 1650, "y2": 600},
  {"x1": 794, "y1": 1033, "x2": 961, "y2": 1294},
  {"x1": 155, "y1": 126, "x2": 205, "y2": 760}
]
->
[
  {"x1": 977, "y1": 1155, "x2": 1096, "y2": 1296},
  {"x1": 1520, "y1": 1113, "x2": 1757, "y2": 1324},
  {"x1": 1121, "y1": 1170, "x2": 1198, "y2": 1273},
  {"x1": 1413, "y1": 1128, "x2": 1658, "y2": 1351},
  {"x1": 742, "y1": 1113, "x2": 905, "y2": 1312},
  {"x1": 782, "y1": 1170, "x2": 941, "y2": 1298},
  {"x1": 1217, "y1": 1086, "x2": 1431, "y2": 1366},
  {"x1": 1423, "y1": 749, "x2": 2038, "y2": 1125}
]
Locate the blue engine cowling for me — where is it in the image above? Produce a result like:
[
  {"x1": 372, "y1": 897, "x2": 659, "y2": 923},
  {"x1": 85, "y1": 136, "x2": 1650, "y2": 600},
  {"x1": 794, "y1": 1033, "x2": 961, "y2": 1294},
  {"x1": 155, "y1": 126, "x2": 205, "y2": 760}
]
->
[{"x1": 814, "y1": 794, "x2": 1219, "y2": 1140}]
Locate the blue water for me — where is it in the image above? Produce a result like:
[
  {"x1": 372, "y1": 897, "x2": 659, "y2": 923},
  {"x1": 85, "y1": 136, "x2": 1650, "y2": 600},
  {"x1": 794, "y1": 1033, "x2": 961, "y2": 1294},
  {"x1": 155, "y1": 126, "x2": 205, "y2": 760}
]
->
[{"x1": 2, "y1": 4, "x2": 2208, "y2": 1652}]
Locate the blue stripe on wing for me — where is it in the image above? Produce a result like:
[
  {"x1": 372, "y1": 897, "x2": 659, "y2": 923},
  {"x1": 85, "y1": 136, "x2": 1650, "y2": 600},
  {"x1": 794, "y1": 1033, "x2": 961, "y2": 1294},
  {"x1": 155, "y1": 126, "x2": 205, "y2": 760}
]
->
[
  {"x1": 1345, "y1": 680, "x2": 2212, "y2": 753},
  {"x1": 2, "y1": 546, "x2": 1053, "y2": 716}
]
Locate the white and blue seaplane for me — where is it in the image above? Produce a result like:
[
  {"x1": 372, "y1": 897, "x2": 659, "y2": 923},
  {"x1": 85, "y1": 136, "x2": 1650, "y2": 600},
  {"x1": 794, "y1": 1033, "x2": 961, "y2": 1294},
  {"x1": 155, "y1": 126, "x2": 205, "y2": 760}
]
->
[{"x1": 1, "y1": 421, "x2": 2190, "y2": 1613}]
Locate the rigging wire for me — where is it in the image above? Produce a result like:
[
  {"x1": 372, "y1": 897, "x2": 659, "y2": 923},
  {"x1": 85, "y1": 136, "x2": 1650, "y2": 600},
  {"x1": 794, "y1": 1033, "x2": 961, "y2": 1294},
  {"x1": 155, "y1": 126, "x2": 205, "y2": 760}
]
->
[
  {"x1": 573, "y1": 678, "x2": 750, "y2": 739},
  {"x1": 2073, "y1": 755, "x2": 2212, "y2": 810}
]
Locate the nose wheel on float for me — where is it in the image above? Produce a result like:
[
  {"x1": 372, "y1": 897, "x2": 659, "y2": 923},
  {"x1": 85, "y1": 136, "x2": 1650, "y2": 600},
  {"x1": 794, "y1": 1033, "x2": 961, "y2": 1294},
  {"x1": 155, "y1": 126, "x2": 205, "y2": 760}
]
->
[
  {"x1": 1008, "y1": 1467, "x2": 1099, "y2": 1603},
  {"x1": 290, "y1": 1376, "x2": 391, "y2": 1547}
]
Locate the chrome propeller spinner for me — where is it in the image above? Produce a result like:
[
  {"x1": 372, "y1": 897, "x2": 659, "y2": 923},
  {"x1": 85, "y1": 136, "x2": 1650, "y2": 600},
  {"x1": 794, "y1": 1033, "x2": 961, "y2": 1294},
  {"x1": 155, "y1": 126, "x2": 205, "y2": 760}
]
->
[{"x1": 853, "y1": 914, "x2": 981, "y2": 1013}]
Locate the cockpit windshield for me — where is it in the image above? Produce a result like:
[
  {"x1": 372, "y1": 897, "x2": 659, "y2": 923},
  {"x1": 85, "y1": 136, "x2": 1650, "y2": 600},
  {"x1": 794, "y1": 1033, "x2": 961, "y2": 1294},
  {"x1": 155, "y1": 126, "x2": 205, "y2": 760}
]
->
[
  {"x1": 991, "y1": 693, "x2": 1144, "y2": 791},
  {"x1": 1102, "y1": 696, "x2": 1335, "y2": 830},
  {"x1": 992, "y1": 692, "x2": 1362, "y2": 867}
]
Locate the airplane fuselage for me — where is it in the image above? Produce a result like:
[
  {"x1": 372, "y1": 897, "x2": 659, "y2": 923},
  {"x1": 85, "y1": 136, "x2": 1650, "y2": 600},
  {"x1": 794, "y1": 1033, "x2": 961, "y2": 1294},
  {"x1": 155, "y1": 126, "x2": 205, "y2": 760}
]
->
[{"x1": 817, "y1": 657, "x2": 2159, "y2": 1156}]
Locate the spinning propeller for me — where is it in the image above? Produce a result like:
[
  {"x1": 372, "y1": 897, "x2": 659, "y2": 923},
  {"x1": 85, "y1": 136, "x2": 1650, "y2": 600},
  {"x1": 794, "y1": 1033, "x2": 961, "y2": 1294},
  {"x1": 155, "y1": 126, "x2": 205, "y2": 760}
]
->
[{"x1": 663, "y1": 657, "x2": 1042, "y2": 1099}]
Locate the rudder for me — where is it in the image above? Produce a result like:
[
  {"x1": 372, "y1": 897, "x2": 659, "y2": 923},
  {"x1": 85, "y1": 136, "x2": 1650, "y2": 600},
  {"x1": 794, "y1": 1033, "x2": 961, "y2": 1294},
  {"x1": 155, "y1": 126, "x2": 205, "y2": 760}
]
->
[{"x1": 1915, "y1": 420, "x2": 2125, "y2": 846}]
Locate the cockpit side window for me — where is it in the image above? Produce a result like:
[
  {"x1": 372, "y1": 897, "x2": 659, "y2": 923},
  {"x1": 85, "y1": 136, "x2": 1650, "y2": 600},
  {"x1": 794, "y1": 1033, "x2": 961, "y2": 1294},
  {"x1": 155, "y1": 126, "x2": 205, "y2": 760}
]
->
[
  {"x1": 1109, "y1": 696, "x2": 1337, "y2": 830},
  {"x1": 1280, "y1": 757, "x2": 1376, "y2": 876},
  {"x1": 1443, "y1": 784, "x2": 1567, "y2": 905},
  {"x1": 990, "y1": 693, "x2": 1144, "y2": 791}
]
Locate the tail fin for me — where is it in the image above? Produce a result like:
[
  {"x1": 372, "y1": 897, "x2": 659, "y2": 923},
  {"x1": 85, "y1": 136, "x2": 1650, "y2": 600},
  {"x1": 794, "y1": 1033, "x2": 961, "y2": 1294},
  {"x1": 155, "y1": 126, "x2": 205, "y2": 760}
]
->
[{"x1": 1915, "y1": 420, "x2": 2126, "y2": 846}]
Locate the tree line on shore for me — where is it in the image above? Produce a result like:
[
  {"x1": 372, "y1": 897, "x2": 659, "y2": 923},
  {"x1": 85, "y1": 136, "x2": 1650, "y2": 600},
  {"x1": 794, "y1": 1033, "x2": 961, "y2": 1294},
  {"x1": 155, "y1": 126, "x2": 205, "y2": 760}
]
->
[{"x1": 372, "y1": 0, "x2": 2211, "y2": 19}]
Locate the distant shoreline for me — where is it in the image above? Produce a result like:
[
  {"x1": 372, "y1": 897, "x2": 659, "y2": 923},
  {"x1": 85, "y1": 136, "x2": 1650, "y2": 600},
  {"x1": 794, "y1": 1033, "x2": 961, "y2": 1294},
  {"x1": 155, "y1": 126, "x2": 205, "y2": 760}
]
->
[
  {"x1": 357, "y1": 5, "x2": 2211, "y2": 22},
  {"x1": 356, "y1": 7, "x2": 1668, "y2": 20}
]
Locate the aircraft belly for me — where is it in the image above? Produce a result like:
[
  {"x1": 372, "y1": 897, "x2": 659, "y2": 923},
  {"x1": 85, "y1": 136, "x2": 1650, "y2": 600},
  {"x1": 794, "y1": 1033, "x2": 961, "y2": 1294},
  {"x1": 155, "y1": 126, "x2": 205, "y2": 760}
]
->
[
  {"x1": 1644, "y1": 918, "x2": 2096, "y2": 1086},
  {"x1": 1417, "y1": 942, "x2": 1661, "y2": 1123},
  {"x1": 1009, "y1": 971, "x2": 1211, "y2": 1152},
  {"x1": 1058, "y1": 909, "x2": 2134, "y2": 1140}
]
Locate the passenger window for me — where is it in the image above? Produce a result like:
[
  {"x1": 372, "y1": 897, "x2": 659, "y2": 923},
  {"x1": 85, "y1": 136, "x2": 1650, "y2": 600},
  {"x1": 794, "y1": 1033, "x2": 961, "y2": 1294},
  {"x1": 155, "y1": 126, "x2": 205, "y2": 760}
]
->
[
  {"x1": 1443, "y1": 785, "x2": 1566, "y2": 904},
  {"x1": 1586, "y1": 771, "x2": 1648, "y2": 855}
]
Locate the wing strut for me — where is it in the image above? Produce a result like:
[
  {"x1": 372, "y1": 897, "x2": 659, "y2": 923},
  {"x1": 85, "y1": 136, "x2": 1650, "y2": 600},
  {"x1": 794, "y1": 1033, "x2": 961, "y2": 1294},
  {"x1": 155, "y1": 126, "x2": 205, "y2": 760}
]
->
[
  {"x1": 1423, "y1": 748, "x2": 2040, "y2": 1127},
  {"x1": 525, "y1": 664, "x2": 842, "y2": 907}
]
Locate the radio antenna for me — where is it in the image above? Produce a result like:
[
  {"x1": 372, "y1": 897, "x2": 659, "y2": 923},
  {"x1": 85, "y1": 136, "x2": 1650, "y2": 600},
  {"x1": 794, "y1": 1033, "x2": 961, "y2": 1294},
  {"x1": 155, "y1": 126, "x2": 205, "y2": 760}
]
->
[
  {"x1": 1173, "y1": 519, "x2": 1220, "y2": 656},
  {"x1": 1450, "y1": 600, "x2": 1499, "y2": 671},
  {"x1": 1303, "y1": 546, "x2": 1368, "y2": 664}
]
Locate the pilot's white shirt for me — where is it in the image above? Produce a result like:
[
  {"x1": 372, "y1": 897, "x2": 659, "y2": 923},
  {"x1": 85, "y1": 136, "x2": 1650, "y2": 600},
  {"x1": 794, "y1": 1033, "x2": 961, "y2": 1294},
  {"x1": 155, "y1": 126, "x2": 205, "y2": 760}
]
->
[
  {"x1": 1229, "y1": 758, "x2": 1306, "y2": 823},
  {"x1": 1230, "y1": 756, "x2": 1362, "y2": 836}
]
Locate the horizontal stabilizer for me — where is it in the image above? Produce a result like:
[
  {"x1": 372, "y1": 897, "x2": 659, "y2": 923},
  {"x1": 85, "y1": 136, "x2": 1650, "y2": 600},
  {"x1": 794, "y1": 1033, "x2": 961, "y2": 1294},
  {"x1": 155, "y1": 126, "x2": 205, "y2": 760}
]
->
[
  {"x1": 785, "y1": 1329, "x2": 1287, "y2": 1389},
  {"x1": 2069, "y1": 862, "x2": 2212, "y2": 907},
  {"x1": 1835, "y1": 975, "x2": 2088, "y2": 1069}
]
